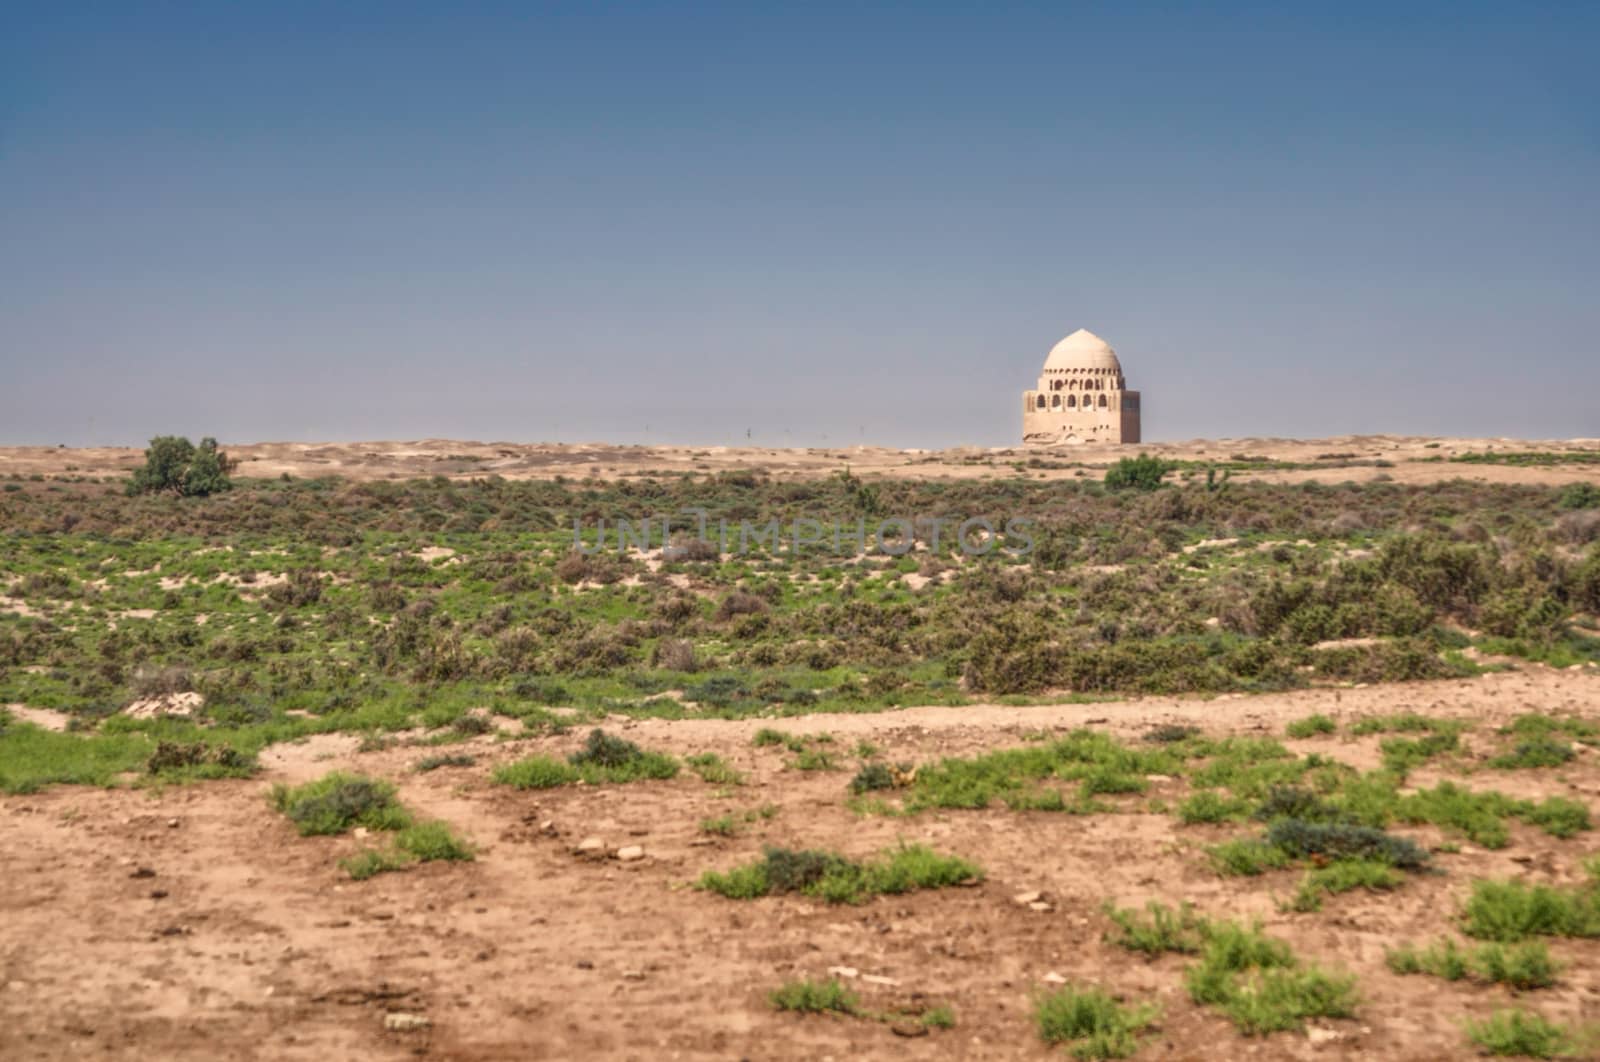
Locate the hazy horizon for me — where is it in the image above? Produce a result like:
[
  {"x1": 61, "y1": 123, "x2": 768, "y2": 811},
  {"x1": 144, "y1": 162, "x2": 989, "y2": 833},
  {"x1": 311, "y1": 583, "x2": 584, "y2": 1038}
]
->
[{"x1": 4, "y1": 3, "x2": 1597, "y2": 449}]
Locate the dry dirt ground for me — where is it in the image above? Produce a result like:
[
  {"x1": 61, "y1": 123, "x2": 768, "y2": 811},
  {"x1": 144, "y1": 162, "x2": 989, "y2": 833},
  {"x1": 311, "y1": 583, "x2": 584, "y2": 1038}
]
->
[
  {"x1": 2, "y1": 435, "x2": 1598, "y2": 487},
  {"x1": 4, "y1": 669, "x2": 1599, "y2": 1060}
]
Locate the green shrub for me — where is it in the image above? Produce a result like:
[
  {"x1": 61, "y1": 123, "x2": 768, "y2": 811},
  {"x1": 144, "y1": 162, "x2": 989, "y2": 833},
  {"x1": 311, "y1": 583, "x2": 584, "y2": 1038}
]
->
[
  {"x1": 1464, "y1": 1009, "x2": 1581, "y2": 1058},
  {"x1": 1104, "y1": 454, "x2": 1173, "y2": 492},
  {"x1": 686, "y1": 752, "x2": 744, "y2": 785},
  {"x1": 1265, "y1": 818, "x2": 1430, "y2": 870},
  {"x1": 1183, "y1": 918, "x2": 1355, "y2": 1035},
  {"x1": 1215, "y1": 966, "x2": 1359, "y2": 1035},
  {"x1": 396, "y1": 820, "x2": 474, "y2": 862},
  {"x1": 1178, "y1": 791, "x2": 1250, "y2": 825},
  {"x1": 1518, "y1": 797, "x2": 1591, "y2": 839},
  {"x1": 1032, "y1": 983, "x2": 1158, "y2": 1059},
  {"x1": 1208, "y1": 838, "x2": 1292, "y2": 876},
  {"x1": 1285, "y1": 714, "x2": 1337, "y2": 738},
  {"x1": 849, "y1": 763, "x2": 897, "y2": 793},
  {"x1": 770, "y1": 977, "x2": 858, "y2": 1015},
  {"x1": 416, "y1": 753, "x2": 476, "y2": 772},
  {"x1": 1461, "y1": 876, "x2": 1600, "y2": 941},
  {"x1": 340, "y1": 847, "x2": 410, "y2": 880},
  {"x1": 697, "y1": 843, "x2": 981, "y2": 904},
  {"x1": 1490, "y1": 739, "x2": 1575, "y2": 770},
  {"x1": 1103, "y1": 901, "x2": 1209, "y2": 955},
  {"x1": 494, "y1": 729, "x2": 682, "y2": 784},
  {"x1": 125, "y1": 435, "x2": 236, "y2": 497},
  {"x1": 1289, "y1": 858, "x2": 1404, "y2": 912},
  {"x1": 270, "y1": 772, "x2": 410, "y2": 836},
  {"x1": 492, "y1": 755, "x2": 581, "y2": 789}
]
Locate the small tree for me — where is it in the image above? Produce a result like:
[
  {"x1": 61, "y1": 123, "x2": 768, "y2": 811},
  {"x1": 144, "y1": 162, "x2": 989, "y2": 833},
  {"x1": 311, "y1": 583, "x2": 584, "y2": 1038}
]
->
[
  {"x1": 1104, "y1": 453, "x2": 1172, "y2": 492},
  {"x1": 126, "y1": 435, "x2": 236, "y2": 497}
]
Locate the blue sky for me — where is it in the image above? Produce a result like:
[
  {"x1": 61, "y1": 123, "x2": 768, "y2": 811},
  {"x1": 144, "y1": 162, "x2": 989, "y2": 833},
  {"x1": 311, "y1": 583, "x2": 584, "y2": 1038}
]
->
[{"x1": 2, "y1": 2, "x2": 1596, "y2": 447}]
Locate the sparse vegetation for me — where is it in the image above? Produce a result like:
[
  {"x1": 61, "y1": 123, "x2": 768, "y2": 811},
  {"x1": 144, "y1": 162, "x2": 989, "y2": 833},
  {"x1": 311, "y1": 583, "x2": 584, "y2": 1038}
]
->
[
  {"x1": 493, "y1": 729, "x2": 679, "y2": 787},
  {"x1": 1386, "y1": 937, "x2": 1559, "y2": 990},
  {"x1": 1285, "y1": 713, "x2": 1336, "y2": 738},
  {"x1": 1464, "y1": 1009, "x2": 1585, "y2": 1058},
  {"x1": 271, "y1": 772, "x2": 410, "y2": 836},
  {"x1": 1033, "y1": 982, "x2": 1159, "y2": 1060},
  {"x1": 697, "y1": 843, "x2": 982, "y2": 904}
]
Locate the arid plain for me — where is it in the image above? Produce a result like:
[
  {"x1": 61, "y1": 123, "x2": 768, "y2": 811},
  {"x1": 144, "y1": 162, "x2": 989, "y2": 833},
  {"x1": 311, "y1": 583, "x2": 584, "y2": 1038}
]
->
[{"x1": 3, "y1": 437, "x2": 1599, "y2": 1060}]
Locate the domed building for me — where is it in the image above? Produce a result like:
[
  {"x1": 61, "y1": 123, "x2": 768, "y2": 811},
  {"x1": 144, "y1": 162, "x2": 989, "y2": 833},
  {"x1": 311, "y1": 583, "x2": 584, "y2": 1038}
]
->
[{"x1": 1022, "y1": 329, "x2": 1142, "y2": 444}]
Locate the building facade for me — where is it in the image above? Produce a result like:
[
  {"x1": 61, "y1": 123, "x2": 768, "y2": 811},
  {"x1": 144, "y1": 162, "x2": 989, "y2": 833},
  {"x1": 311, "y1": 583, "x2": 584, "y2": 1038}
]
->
[{"x1": 1021, "y1": 329, "x2": 1141, "y2": 444}]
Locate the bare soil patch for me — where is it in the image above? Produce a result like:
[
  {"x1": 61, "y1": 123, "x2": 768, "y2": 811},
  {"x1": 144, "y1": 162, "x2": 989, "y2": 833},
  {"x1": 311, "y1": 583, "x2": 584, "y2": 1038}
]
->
[{"x1": 4, "y1": 669, "x2": 1599, "y2": 1059}]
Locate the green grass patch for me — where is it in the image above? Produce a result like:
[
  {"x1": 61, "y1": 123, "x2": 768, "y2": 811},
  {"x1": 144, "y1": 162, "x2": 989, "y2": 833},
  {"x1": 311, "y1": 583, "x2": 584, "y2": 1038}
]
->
[
  {"x1": 1461, "y1": 865, "x2": 1600, "y2": 942},
  {"x1": 492, "y1": 728, "x2": 678, "y2": 787},
  {"x1": 1178, "y1": 791, "x2": 1251, "y2": 824},
  {"x1": 900, "y1": 729, "x2": 1182, "y2": 812},
  {"x1": 0, "y1": 723, "x2": 152, "y2": 794},
  {"x1": 1288, "y1": 858, "x2": 1404, "y2": 912},
  {"x1": 1489, "y1": 739, "x2": 1575, "y2": 770},
  {"x1": 697, "y1": 843, "x2": 982, "y2": 904},
  {"x1": 1285, "y1": 714, "x2": 1337, "y2": 738},
  {"x1": 1387, "y1": 937, "x2": 1559, "y2": 990},
  {"x1": 770, "y1": 977, "x2": 858, "y2": 1015},
  {"x1": 686, "y1": 752, "x2": 745, "y2": 785},
  {"x1": 270, "y1": 772, "x2": 411, "y2": 835},
  {"x1": 1103, "y1": 901, "x2": 1209, "y2": 955},
  {"x1": 1464, "y1": 1009, "x2": 1588, "y2": 1058},
  {"x1": 1032, "y1": 982, "x2": 1159, "y2": 1060}
]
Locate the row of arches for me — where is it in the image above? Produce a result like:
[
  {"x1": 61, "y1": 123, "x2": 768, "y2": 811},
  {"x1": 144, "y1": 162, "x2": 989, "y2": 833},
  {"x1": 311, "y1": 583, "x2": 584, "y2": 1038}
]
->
[
  {"x1": 1048, "y1": 377, "x2": 1116, "y2": 392},
  {"x1": 1034, "y1": 393, "x2": 1110, "y2": 410}
]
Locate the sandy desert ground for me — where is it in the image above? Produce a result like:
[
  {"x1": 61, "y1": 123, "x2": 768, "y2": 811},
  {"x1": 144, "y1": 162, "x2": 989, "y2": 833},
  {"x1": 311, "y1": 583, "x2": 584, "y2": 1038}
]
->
[
  {"x1": 4, "y1": 436, "x2": 1600, "y2": 1060},
  {"x1": 1, "y1": 435, "x2": 1598, "y2": 488},
  {"x1": 3, "y1": 670, "x2": 1599, "y2": 1061}
]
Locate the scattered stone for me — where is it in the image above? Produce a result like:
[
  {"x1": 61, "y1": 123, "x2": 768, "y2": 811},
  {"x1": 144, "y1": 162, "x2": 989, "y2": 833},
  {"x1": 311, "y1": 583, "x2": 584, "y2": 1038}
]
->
[
  {"x1": 890, "y1": 1021, "x2": 929, "y2": 1037},
  {"x1": 1042, "y1": 972, "x2": 1067, "y2": 985},
  {"x1": 575, "y1": 837, "x2": 605, "y2": 857},
  {"x1": 129, "y1": 867, "x2": 156, "y2": 879},
  {"x1": 1011, "y1": 890, "x2": 1042, "y2": 906},
  {"x1": 1306, "y1": 1025, "x2": 1347, "y2": 1046},
  {"x1": 622, "y1": 969, "x2": 646, "y2": 981},
  {"x1": 383, "y1": 1012, "x2": 430, "y2": 1032},
  {"x1": 615, "y1": 845, "x2": 645, "y2": 862},
  {"x1": 166, "y1": 818, "x2": 180, "y2": 829},
  {"x1": 827, "y1": 966, "x2": 859, "y2": 979},
  {"x1": 860, "y1": 974, "x2": 899, "y2": 987},
  {"x1": 353, "y1": 827, "x2": 370, "y2": 840},
  {"x1": 1028, "y1": 901, "x2": 1053, "y2": 913}
]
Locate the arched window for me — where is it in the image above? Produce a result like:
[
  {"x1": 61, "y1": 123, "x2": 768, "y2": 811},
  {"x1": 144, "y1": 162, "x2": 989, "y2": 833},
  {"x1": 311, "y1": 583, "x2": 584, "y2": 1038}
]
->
[
  {"x1": 1098, "y1": 394, "x2": 1108, "y2": 408},
  {"x1": 1035, "y1": 394, "x2": 1046, "y2": 410},
  {"x1": 1067, "y1": 394, "x2": 1076, "y2": 408},
  {"x1": 1051, "y1": 394, "x2": 1061, "y2": 409}
]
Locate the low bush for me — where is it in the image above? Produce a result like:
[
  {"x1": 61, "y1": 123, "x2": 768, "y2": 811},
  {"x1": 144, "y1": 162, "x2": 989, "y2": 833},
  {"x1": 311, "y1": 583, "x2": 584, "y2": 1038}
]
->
[
  {"x1": 1461, "y1": 868, "x2": 1600, "y2": 942},
  {"x1": 1289, "y1": 859, "x2": 1404, "y2": 912},
  {"x1": 1032, "y1": 983, "x2": 1158, "y2": 1060},
  {"x1": 270, "y1": 772, "x2": 411, "y2": 836},
  {"x1": 769, "y1": 977, "x2": 858, "y2": 1015},
  {"x1": 1388, "y1": 937, "x2": 1558, "y2": 990},
  {"x1": 1104, "y1": 901, "x2": 1209, "y2": 955},
  {"x1": 1464, "y1": 1009, "x2": 1583, "y2": 1058},
  {"x1": 1285, "y1": 714, "x2": 1337, "y2": 739},
  {"x1": 493, "y1": 729, "x2": 680, "y2": 788},
  {"x1": 697, "y1": 843, "x2": 981, "y2": 905}
]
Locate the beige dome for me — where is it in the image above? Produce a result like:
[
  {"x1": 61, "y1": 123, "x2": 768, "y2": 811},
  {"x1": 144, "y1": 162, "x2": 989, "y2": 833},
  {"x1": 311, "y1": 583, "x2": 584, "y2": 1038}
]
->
[{"x1": 1043, "y1": 328, "x2": 1121, "y2": 372}]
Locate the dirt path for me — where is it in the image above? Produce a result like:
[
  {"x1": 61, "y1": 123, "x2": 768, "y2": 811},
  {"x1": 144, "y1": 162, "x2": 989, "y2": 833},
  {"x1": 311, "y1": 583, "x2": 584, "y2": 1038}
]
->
[{"x1": 3, "y1": 668, "x2": 1599, "y2": 1060}]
